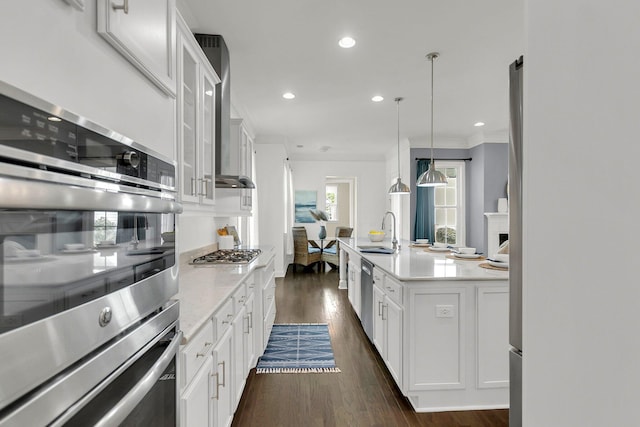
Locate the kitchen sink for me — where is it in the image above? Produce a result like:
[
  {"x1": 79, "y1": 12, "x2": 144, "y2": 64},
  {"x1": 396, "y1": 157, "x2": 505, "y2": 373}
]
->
[{"x1": 357, "y1": 245, "x2": 395, "y2": 254}]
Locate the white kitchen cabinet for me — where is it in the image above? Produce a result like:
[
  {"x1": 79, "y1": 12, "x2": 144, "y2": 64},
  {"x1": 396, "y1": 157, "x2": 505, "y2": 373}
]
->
[
  {"x1": 212, "y1": 327, "x2": 233, "y2": 427},
  {"x1": 476, "y1": 286, "x2": 509, "y2": 389},
  {"x1": 372, "y1": 284, "x2": 385, "y2": 354},
  {"x1": 252, "y1": 249, "x2": 276, "y2": 353},
  {"x1": 385, "y1": 296, "x2": 403, "y2": 384},
  {"x1": 407, "y1": 287, "x2": 466, "y2": 392},
  {"x1": 177, "y1": 13, "x2": 219, "y2": 206},
  {"x1": 180, "y1": 355, "x2": 213, "y2": 427},
  {"x1": 372, "y1": 271, "x2": 403, "y2": 385},
  {"x1": 261, "y1": 265, "x2": 277, "y2": 349},
  {"x1": 97, "y1": 0, "x2": 176, "y2": 97},
  {"x1": 244, "y1": 291, "x2": 256, "y2": 370},
  {"x1": 231, "y1": 274, "x2": 257, "y2": 411},
  {"x1": 231, "y1": 302, "x2": 246, "y2": 412},
  {"x1": 345, "y1": 248, "x2": 361, "y2": 318}
]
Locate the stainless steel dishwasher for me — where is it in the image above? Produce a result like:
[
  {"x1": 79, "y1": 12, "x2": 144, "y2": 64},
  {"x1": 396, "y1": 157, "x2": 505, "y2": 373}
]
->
[{"x1": 360, "y1": 258, "x2": 374, "y2": 341}]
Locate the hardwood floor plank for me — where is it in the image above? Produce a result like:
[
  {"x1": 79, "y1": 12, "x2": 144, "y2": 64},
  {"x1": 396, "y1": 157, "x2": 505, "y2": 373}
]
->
[{"x1": 232, "y1": 267, "x2": 509, "y2": 427}]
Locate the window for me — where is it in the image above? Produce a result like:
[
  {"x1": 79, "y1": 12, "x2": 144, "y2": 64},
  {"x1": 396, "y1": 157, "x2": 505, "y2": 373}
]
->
[
  {"x1": 326, "y1": 184, "x2": 338, "y2": 221},
  {"x1": 93, "y1": 211, "x2": 118, "y2": 245},
  {"x1": 433, "y1": 161, "x2": 465, "y2": 246}
]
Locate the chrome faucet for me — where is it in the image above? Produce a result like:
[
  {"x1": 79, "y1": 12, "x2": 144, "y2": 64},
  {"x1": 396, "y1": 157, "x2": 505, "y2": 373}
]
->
[{"x1": 382, "y1": 211, "x2": 399, "y2": 251}]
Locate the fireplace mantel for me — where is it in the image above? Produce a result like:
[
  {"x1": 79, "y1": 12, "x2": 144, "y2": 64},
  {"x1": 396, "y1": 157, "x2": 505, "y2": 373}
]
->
[{"x1": 485, "y1": 212, "x2": 508, "y2": 257}]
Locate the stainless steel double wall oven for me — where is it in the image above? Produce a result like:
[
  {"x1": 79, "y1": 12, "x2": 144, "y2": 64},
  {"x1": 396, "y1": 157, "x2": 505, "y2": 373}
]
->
[{"x1": 0, "y1": 81, "x2": 182, "y2": 426}]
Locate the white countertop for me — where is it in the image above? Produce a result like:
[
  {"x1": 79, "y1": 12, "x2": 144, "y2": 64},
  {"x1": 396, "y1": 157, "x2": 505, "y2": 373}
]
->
[
  {"x1": 174, "y1": 246, "x2": 274, "y2": 343},
  {"x1": 339, "y1": 238, "x2": 508, "y2": 282}
]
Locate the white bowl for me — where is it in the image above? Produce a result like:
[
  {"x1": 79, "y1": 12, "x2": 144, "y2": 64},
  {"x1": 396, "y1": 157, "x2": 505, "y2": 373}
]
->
[
  {"x1": 493, "y1": 254, "x2": 509, "y2": 263},
  {"x1": 368, "y1": 232, "x2": 385, "y2": 242},
  {"x1": 15, "y1": 249, "x2": 41, "y2": 258},
  {"x1": 416, "y1": 238, "x2": 429, "y2": 244},
  {"x1": 433, "y1": 242, "x2": 447, "y2": 248},
  {"x1": 458, "y1": 247, "x2": 476, "y2": 254}
]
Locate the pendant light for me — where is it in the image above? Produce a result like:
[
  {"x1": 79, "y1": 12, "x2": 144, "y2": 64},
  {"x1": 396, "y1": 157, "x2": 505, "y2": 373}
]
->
[
  {"x1": 388, "y1": 97, "x2": 411, "y2": 194},
  {"x1": 417, "y1": 52, "x2": 448, "y2": 187}
]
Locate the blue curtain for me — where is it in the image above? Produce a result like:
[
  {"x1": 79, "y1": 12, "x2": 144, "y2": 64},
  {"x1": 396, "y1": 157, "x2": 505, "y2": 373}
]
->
[{"x1": 414, "y1": 160, "x2": 435, "y2": 242}]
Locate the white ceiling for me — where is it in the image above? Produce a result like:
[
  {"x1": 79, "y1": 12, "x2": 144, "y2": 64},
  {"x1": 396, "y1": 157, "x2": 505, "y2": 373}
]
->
[{"x1": 181, "y1": 0, "x2": 524, "y2": 160}]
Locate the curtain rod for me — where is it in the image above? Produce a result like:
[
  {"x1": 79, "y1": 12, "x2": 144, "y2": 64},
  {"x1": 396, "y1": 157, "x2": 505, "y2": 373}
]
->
[{"x1": 415, "y1": 157, "x2": 472, "y2": 161}]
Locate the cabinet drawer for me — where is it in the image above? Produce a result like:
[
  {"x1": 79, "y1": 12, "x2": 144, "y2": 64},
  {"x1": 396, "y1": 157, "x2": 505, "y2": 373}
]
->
[
  {"x1": 214, "y1": 298, "x2": 234, "y2": 339},
  {"x1": 263, "y1": 279, "x2": 276, "y2": 314},
  {"x1": 180, "y1": 320, "x2": 214, "y2": 388},
  {"x1": 232, "y1": 282, "x2": 247, "y2": 314},
  {"x1": 246, "y1": 274, "x2": 257, "y2": 296},
  {"x1": 372, "y1": 268, "x2": 385, "y2": 289},
  {"x1": 384, "y1": 277, "x2": 403, "y2": 306},
  {"x1": 263, "y1": 303, "x2": 276, "y2": 349}
]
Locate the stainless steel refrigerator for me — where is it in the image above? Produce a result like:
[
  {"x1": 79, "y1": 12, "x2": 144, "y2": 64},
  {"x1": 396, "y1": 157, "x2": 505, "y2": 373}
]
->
[{"x1": 508, "y1": 55, "x2": 523, "y2": 427}]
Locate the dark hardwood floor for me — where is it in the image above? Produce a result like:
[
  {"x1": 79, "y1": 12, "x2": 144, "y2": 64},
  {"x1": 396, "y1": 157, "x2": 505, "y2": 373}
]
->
[{"x1": 231, "y1": 266, "x2": 509, "y2": 427}]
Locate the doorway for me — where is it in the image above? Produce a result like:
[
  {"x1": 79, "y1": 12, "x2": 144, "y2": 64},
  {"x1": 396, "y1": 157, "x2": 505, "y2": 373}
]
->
[{"x1": 324, "y1": 177, "x2": 356, "y2": 237}]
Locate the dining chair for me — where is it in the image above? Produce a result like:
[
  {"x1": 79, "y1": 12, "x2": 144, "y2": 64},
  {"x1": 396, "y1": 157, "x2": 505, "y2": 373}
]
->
[
  {"x1": 291, "y1": 226, "x2": 322, "y2": 272},
  {"x1": 321, "y1": 226, "x2": 353, "y2": 269}
]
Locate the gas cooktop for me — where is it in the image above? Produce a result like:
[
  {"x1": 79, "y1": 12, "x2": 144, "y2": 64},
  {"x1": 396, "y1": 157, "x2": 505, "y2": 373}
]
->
[{"x1": 191, "y1": 249, "x2": 262, "y2": 265}]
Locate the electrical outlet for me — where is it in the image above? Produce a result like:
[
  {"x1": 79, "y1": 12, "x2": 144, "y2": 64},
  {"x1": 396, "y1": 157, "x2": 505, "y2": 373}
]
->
[{"x1": 435, "y1": 305, "x2": 454, "y2": 318}]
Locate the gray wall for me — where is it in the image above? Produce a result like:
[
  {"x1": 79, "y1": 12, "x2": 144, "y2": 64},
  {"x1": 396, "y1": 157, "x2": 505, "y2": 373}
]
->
[
  {"x1": 469, "y1": 143, "x2": 509, "y2": 254},
  {"x1": 409, "y1": 143, "x2": 508, "y2": 254}
]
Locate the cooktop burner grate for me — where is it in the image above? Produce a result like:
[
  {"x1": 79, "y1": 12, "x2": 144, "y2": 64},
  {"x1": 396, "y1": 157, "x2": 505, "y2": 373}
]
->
[{"x1": 191, "y1": 249, "x2": 262, "y2": 264}]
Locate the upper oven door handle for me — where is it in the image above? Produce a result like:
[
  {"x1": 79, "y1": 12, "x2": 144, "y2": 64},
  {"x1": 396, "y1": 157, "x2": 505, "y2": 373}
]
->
[
  {"x1": 93, "y1": 330, "x2": 182, "y2": 427},
  {"x1": 0, "y1": 171, "x2": 182, "y2": 213}
]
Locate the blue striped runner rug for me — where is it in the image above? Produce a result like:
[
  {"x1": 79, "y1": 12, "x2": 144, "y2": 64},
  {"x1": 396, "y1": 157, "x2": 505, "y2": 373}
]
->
[{"x1": 256, "y1": 323, "x2": 341, "y2": 374}]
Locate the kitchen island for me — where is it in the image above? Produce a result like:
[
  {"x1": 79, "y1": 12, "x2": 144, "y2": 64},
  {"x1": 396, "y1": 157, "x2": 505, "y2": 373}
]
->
[{"x1": 338, "y1": 237, "x2": 509, "y2": 412}]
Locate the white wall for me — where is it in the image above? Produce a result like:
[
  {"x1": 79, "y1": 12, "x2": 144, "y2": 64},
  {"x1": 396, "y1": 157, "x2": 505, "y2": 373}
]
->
[
  {"x1": 385, "y1": 138, "x2": 412, "y2": 242},
  {"x1": 255, "y1": 143, "x2": 288, "y2": 277},
  {"x1": 524, "y1": 1, "x2": 640, "y2": 425},
  {"x1": 1, "y1": 1, "x2": 175, "y2": 161},
  {"x1": 291, "y1": 159, "x2": 387, "y2": 241}
]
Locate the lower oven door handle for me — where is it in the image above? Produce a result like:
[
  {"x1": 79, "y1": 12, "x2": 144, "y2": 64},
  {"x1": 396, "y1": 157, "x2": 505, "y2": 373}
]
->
[{"x1": 94, "y1": 330, "x2": 183, "y2": 427}]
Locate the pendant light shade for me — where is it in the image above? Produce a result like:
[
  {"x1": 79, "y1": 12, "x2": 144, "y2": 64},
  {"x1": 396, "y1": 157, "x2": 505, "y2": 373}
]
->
[
  {"x1": 388, "y1": 97, "x2": 411, "y2": 194},
  {"x1": 417, "y1": 52, "x2": 448, "y2": 187}
]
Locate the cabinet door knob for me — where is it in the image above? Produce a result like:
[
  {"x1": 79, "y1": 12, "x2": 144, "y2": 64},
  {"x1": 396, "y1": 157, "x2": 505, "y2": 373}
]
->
[{"x1": 111, "y1": 0, "x2": 129, "y2": 14}]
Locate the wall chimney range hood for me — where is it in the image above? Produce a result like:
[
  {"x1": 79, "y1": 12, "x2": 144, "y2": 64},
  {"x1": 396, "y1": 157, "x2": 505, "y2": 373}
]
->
[{"x1": 194, "y1": 34, "x2": 255, "y2": 189}]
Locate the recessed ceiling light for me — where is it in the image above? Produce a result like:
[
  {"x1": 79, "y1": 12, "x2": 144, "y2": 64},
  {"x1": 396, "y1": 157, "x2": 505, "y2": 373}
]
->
[
  {"x1": 474, "y1": 122, "x2": 485, "y2": 127},
  {"x1": 47, "y1": 116, "x2": 62, "y2": 122},
  {"x1": 338, "y1": 37, "x2": 356, "y2": 48},
  {"x1": 282, "y1": 92, "x2": 295, "y2": 100},
  {"x1": 371, "y1": 95, "x2": 384, "y2": 102}
]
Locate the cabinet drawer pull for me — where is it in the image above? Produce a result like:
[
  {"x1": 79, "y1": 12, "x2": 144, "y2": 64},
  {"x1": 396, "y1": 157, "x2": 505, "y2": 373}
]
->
[
  {"x1": 196, "y1": 341, "x2": 212, "y2": 357},
  {"x1": 111, "y1": 0, "x2": 128, "y2": 14},
  {"x1": 382, "y1": 304, "x2": 388, "y2": 321},
  {"x1": 378, "y1": 301, "x2": 383, "y2": 316},
  {"x1": 218, "y1": 360, "x2": 226, "y2": 387},
  {"x1": 211, "y1": 372, "x2": 219, "y2": 400},
  {"x1": 190, "y1": 177, "x2": 197, "y2": 196},
  {"x1": 244, "y1": 315, "x2": 250, "y2": 334}
]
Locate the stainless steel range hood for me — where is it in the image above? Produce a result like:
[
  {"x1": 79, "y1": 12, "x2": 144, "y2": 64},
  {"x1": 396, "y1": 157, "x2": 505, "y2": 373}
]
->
[{"x1": 194, "y1": 34, "x2": 255, "y2": 189}]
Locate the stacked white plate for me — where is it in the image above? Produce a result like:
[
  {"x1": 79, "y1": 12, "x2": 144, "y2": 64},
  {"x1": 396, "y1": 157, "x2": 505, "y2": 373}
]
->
[
  {"x1": 487, "y1": 259, "x2": 509, "y2": 269},
  {"x1": 453, "y1": 252, "x2": 483, "y2": 259}
]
